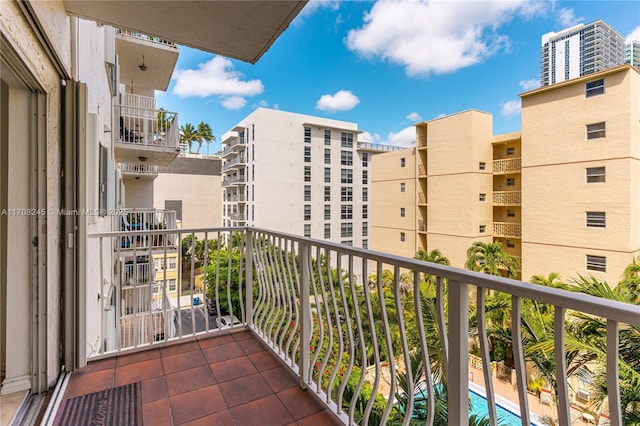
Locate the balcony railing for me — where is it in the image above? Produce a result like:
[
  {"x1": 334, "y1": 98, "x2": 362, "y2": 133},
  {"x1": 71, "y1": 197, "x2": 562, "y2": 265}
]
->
[
  {"x1": 222, "y1": 175, "x2": 247, "y2": 187},
  {"x1": 226, "y1": 193, "x2": 247, "y2": 203},
  {"x1": 222, "y1": 155, "x2": 247, "y2": 172},
  {"x1": 114, "y1": 104, "x2": 179, "y2": 150},
  {"x1": 122, "y1": 258, "x2": 155, "y2": 285},
  {"x1": 418, "y1": 165, "x2": 426, "y2": 176},
  {"x1": 112, "y1": 208, "x2": 178, "y2": 250},
  {"x1": 493, "y1": 190, "x2": 522, "y2": 205},
  {"x1": 418, "y1": 192, "x2": 427, "y2": 204},
  {"x1": 418, "y1": 219, "x2": 426, "y2": 232},
  {"x1": 115, "y1": 28, "x2": 177, "y2": 48},
  {"x1": 493, "y1": 222, "x2": 522, "y2": 238},
  {"x1": 493, "y1": 158, "x2": 521, "y2": 174},
  {"x1": 120, "y1": 163, "x2": 159, "y2": 176},
  {"x1": 221, "y1": 137, "x2": 247, "y2": 157},
  {"x1": 356, "y1": 142, "x2": 403, "y2": 152},
  {"x1": 87, "y1": 226, "x2": 640, "y2": 425},
  {"x1": 229, "y1": 212, "x2": 246, "y2": 221}
]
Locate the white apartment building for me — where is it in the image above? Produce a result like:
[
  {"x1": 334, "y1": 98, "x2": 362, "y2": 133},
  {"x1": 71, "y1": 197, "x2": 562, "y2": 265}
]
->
[
  {"x1": 626, "y1": 41, "x2": 640, "y2": 68},
  {"x1": 541, "y1": 20, "x2": 625, "y2": 86},
  {"x1": 222, "y1": 108, "x2": 394, "y2": 249}
]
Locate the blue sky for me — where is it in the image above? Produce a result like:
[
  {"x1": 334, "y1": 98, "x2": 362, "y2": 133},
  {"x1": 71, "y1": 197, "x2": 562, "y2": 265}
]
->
[{"x1": 156, "y1": 0, "x2": 640, "y2": 154}]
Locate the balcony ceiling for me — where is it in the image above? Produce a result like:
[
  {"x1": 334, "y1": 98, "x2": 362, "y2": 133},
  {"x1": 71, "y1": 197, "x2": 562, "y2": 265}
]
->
[
  {"x1": 64, "y1": 1, "x2": 308, "y2": 64},
  {"x1": 116, "y1": 35, "x2": 178, "y2": 91}
]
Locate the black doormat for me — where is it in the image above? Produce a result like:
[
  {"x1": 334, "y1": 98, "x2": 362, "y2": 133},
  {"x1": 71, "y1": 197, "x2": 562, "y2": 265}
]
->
[{"x1": 56, "y1": 382, "x2": 142, "y2": 425}]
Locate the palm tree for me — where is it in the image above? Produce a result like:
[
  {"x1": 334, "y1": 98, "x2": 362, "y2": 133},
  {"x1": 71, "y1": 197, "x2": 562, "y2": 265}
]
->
[
  {"x1": 620, "y1": 256, "x2": 640, "y2": 302},
  {"x1": 414, "y1": 248, "x2": 450, "y2": 266},
  {"x1": 195, "y1": 121, "x2": 215, "y2": 154},
  {"x1": 465, "y1": 241, "x2": 519, "y2": 278},
  {"x1": 179, "y1": 122, "x2": 198, "y2": 153}
]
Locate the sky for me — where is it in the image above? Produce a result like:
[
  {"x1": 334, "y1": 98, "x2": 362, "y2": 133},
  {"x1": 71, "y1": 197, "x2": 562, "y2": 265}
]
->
[{"x1": 155, "y1": 0, "x2": 640, "y2": 154}]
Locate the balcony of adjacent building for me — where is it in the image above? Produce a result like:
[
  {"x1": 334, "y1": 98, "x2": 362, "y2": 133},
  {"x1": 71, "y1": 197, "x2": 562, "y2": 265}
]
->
[
  {"x1": 492, "y1": 157, "x2": 522, "y2": 174},
  {"x1": 120, "y1": 162, "x2": 159, "y2": 181},
  {"x1": 222, "y1": 155, "x2": 247, "y2": 172},
  {"x1": 47, "y1": 226, "x2": 640, "y2": 425},
  {"x1": 222, "y1": 175, "x2": 247, "y2": 187},
  {"x1": 418, "y1": 191, "x2": 427, "y2": 206},
  {"x1": 355, "y1": 142, "x2": 403, "y2": 153},
  {"x1": 225, "y1": 192, "x2": 247, "y2": 204},
  {"x1": 112, "y1": 208, "x2": 178, "y2": 252},
  {"x1": 493, "y1": 221, "x2": 522, "y2": 239},
  {"x1": 114, "y1": 94, "x2": 180, "y2": 166},
  {"x1": 221, "y1": 130, "x2": 248, "y2": 159},
  {"x1": 493, "y1": 190, "x2": 522, "y2": 206}
]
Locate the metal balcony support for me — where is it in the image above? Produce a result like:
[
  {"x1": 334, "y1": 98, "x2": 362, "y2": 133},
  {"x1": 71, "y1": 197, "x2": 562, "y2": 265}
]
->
[
  {"x1": 447, "y1": 279, "x2": 469, "y2": 425},
  {"x1": 245, "y1": 228, "x2": 254, "y2": 328},
  {"x1": 298, "y1": 240, "x2": 311, "y2": 389}
]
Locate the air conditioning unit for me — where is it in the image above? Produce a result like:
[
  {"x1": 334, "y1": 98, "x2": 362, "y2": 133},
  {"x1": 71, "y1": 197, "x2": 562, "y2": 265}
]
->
[{"x1": 576, "y1": 389, "x2": 591, "y2": 402}]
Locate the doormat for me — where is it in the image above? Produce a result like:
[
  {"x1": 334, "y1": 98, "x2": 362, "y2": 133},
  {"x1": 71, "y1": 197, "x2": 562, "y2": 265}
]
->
[{"x1": 56, "y1": 382, "x2": 142, "y2": 425}]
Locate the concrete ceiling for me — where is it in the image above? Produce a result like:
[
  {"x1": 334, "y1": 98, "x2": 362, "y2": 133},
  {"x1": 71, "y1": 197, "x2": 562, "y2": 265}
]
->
[{"x1": 64, "y1": 0, "x2": 308, "y2": 64}]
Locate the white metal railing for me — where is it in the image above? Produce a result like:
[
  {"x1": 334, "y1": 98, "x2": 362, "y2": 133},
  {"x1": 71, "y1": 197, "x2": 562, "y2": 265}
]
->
[
  {"x1": 87, "y1": 226, "x2": 640, "y2": 426},
  {"x1": 493, "y1": 222, "x2": 522, "y2": 238},
  {"x1": 229, "y1": 212, "x2": 246, "y2": 221},
  {"x1": 222, "y1": 155, "x2": 247, "y2": 171},
  {"x1": 112, "y1": 209, "x2": 178, "y2": 250},
  {"x1": 493, "y1": 190, "x2": 522, "y2": 205},
  {"x1": 114, "y1": 104, "x2": 179, "y2": 150},
  {"x1": 115, "y1": 28, "x2": 177, "y2": 48},
  {"x1": 120, "y1": 163, "x2": 159, "y2": 176},
  {"x1": 493, "y1": 158, "x2": 522, "y2": 174},
  {"x1": 222, "y1": 175, "x2": 247, "y2": 187},
  {"x1": 356, "y1": 142, "x2": 403, "y2": 152},
  {"x1": 226, "y1": 193, "x2": 246, "y2": 203},
  {"x1": 221, "y1": 137, "x2": 247, "y2": 157},
  {"x1": 122, "y1": 258, "x2": 155, "y2": 285}
]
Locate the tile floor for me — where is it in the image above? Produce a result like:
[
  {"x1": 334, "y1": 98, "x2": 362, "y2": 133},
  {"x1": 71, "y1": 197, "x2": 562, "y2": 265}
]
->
[{"x1": 53, "y1": 329, "x2": 343, "y2": 425}]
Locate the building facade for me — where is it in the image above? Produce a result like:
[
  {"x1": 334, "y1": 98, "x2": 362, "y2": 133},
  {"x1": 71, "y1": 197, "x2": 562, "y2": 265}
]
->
[
  {"x1": 626, "y1": 41, "x2": 640, "y2": 68},
  {"x1": 540, "y1": 20, "x2": 625, "y2": 86}
]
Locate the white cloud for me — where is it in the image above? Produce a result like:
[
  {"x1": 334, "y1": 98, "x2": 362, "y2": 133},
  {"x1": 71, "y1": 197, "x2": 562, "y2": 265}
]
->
[
  {"x1": 221, "y1": 96, "x2": 247, "y2": 110},
  {"x1": 519, "y1": 78, "x2": 540, "y2": 91},
  {"x1": 346, "y1": 0, "x2": 544, "y2": 76},
  {"x1": 316, "y1": 90, "x2": 360, "y2": 112},
  {"x1": 556, "y1": 7, "x2": 582, "y2": 27},
  {"x1": 626, "y1": 26, "x2": 640, "y2": 43},
  {"x1": 359, "y1": 131, "x2": 382, "y2": 144},
  {"x1": 295, "y1": 0, "x2": 340, "y2": 23},
  {"x1": 500, "y1": 99, "x2": 521, "y2": 117},
  {"x1": 385, "y1": 126, "x2": 415, "y2": 147},
  {"x1": 173, "y1": 56, "x2": 264, "y2": 100},
  {"x1": 406, "y1": 112, "x2": 422, "y2": 122}
]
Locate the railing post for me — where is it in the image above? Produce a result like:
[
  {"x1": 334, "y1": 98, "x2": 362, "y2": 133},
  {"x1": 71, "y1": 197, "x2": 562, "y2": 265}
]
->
[
  {"x1": 298, "y1": 240, "x2": 311, "y2": 389},
  {"x1": 447, "y1": 279, "x2": 469, "y2": 424},
  {"x1": 245, "y1": 228, "x2": 253, "y2": 327}
]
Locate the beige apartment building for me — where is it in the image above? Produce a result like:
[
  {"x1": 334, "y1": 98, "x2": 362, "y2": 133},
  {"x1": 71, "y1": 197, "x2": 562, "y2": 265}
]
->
[{"x1": 372, "y1": 64, "x2": 639, "y2": 284}]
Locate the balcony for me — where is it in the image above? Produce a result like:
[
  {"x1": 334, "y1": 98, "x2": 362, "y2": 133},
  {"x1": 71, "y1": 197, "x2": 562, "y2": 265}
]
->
[
  {"x1": 221, "y1": 137, "x2": 247, "y2": 158},
  {"x1": 418, "y1": 191, "x2": 427, "y2": 205},
  {"x1": 222, "y1": 175, "x2": 247, "y2": 187},
  {"x1": 493, "y1": 190, "x2": 522, "y2": 206},
  {"x1": 492, "y1": 158, "x2": 522, "y2": 174},
  {"x1": 229, "y1": 212, "x2": 247, "y2": 221},
  {"x1": 120, "y1": 163, "x2": 159, "y2": 181},
  {"x1": 418, "y1": 164, "x2": 427, "y2": 176},
  {"x1": 68, "y1": 226, "x2": 640, "y2": 425},
  {"x1": 356, "y1": 142, "x2": 403, "y2": 153},
  {"x1": 114, "y1": 95, "x2": 180, "y2": 166},
  {"x1": 418, "y1": 219, "x2": 426, "y2": 233},
  {"x1": 493, "y1": 222, "x2": 522, "y2": 238},
  {"x1": 222, "y1": 155, "x2": 247, "y2": 172},
  {"x1": 226, "y1": 193, "x2": 247, "y2": 203},
  {"x1": 112, "y1": 209, "x2": 178, "y2": 251}
]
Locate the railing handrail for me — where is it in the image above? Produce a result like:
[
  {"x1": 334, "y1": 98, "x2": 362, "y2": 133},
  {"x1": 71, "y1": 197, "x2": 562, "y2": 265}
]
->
[
  {"x1": 88, "y1": 225, "x2": 640, "y2": 325},
  {"x1": 115, "y1": 28, "x2": 177, "y2": 48}
]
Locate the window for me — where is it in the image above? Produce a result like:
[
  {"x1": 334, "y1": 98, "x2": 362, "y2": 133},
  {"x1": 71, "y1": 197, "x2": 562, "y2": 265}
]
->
[
  {"x1": 362, "y1": 240, "x2": 368, "y2": 249},
  {"x1": 586, "y1": 167, "x2": 606, "y2": 183},
  {"x1": 304, "y1": 224, "x2": 311, "y2": 237},
  {"x1": 479, "y1": 225, "x2": 486, "y2": 233},
  {"x1": 586, "y1": 211, "x2": 606, "y2": 228},
  {"x1": 363, "y1": 205, "x2": 368, "y2": 219},
  {"x1": 304, "y1": 146, "x2": 311, "y2": 162},
  {"x1": 304, "y1": 166, "x2": 311, "y2": 182},
  {"x1": 324, "y1": 167, "x2": 331, "y2": 183},
  {"x1": 169, "y1": 258, "x2": 177, "y2": 270},
  {"x1": 324, "y1": 223, "x2": 331, "y2": 239},
  {"x1": 252, "y1": 143, "x2": 255, "y2": 161},
  {"x1": 362, "y1": 222, "x2": 368, "y2": 237},
  {"x1": 586, "y1": 122, "x2": 606, "y2": 140},
  {"x1": 304, "y1": 126, "x2": 311, "y2": 143},
  {"x1": 304, "y1": 185, "x2": 311, "y2": 201},
  {"x1": 400, "y1": 232, "x2": 406, "y2": 242},
  {"x1": 400, "y1": 157, "x2": 406, "y2": 167},
  {"x1": 168, "y1": 279, "x2": 177, "y2": 292},
  {"x1": 324, "y1": 149, "x2": 331, "y2": 164},
  {"x1": 341, "y1": 132, "x2": 353, "y2": 148},
  {"x1": 341, "y1": 187, "x2": 353, "y2": 201},
  {"x1": 506, "y1": 178, "x2": 516, "y2": 186},
  {"x1": 342, "y1": 240, "x2": 353, "y2": 246},
  {"x1": 341, "y1": 150, "x2": 353, "y2": 166},
  {"x1": 341, "y1": 223, "x2": 353, "y2": 237},
  {"x1": 324, "y1": 186, "x2": 331, "y2": 201},
  {"x1": 252, "y1": 164, "x2": 255, "y2": 182},
  {"x1": 506, "y1": 240, "x2": 515, "y2": 248},
  {"x1": 400, "y1": 207, "x2": 406, "y2": 217},
  {"x1": 324, "y1": 205, "x2": 331, "y2": 220},
  {"x1": 400, "y1": 182, "x2": 405, "y2": 192},
  {"x1": 507, "y1": 209, "x2": 516, "y2": 217},
  {"x1": 506, "y1": 147, "x2": 515, "y2": 155},
  {"x1": 586, "y1": 255, "x2": 606, "y2": 272},
  {"x1": 252, "y1": 124, "x2": 255, "y2": 141},
  {"x1": 304, "y1": 205, "x2": 311, "y2": 221},
  {"x1": 479, "y1": 193, "x2": 486, "y2": 202},
  {"x1": 362, "y1": 170, "x2": 368, "y2": 185},
  {"x1": 585, "y1": 78, "x2": 604, "y2": 97},
  {"x1": 362, "y1": 153, "x2": 369, "y2": 167},
  {"x1": 341, "y1": 205, "x2": 353, "y2": 219},
  {"x1": 324, "y1": 129, "x2": 331, "y2": 145},
  {"x1": 362, "y1": 187, "x2": 368, "y2": 202},
  {"x1": 341, "y1": 169, "x2": 353, "y2": 184}
]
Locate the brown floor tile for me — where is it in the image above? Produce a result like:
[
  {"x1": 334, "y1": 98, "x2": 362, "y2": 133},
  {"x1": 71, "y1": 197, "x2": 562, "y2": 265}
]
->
[
  {"x1": 218, "y1": 373, "x2": 273, "y2": 407},
  {"x1": 229, "y1": 395, "x2": 294, "y2": 426},
  {"x1": 160, "y1": 340, "x2": 201, "y2": 357},
  {"x1": 79, "y1": 357, "x2": 116, "y2": 374},
  {"x1": 142, "y1": 376, "x2": 169, "y2": 404},
  {"x1": 162, "y1": 349, "x2": 207, "y2": 375},
  {"x1": 166, "y1": 365, "x2": 216, "y2": 396},
  {"x1": 169, "y1": 385, "x2": 227, "y2": 425},
  {"x1": 231, "y1": 329, "x2": 254, "y2": 341},
  {"x1": 248, "y1": 350, "x2": 282, "y2": 371},
  {"x1": 64, "y1": 368, "x2": 114, "y2": 398},
  {"x1": 142, "y1": 398, "x2": 172, "y2": 426},
  {"x1": 116, "y1": 348, "x2": 160, "y2": 367},
  {"x1": 237, "y1": 337, "x2": 267, "y2": 355},
  {"x1": 210, "y1": 357, "x2": 257, "y2": 383},
  {"x1": 115, "y1": 358, "x2": 164, "y2": 386},
  {"x1": 261, "y1": 366, "x2": 298, "y2": 393},
  {"x1": 198, "y1": 333, "x2": 235, "y2": 349},
  {"x1": 296, "y1": 410, "x2": 344, "y2": 426},
  {"x1": 277, "y1": 386, "x2": 324, "y2": 420},
  {"x1": 178, "y1": 409, "x2": 235, "y2": 426},
  {"x1": 202, "y1": 341, "x2": 245, "y2": 363}
]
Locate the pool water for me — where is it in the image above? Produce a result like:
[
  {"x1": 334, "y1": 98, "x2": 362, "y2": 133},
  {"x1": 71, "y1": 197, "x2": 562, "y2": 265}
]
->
[{"x1": 469, "y1": 389, "x2": 525, "y2": 425}]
